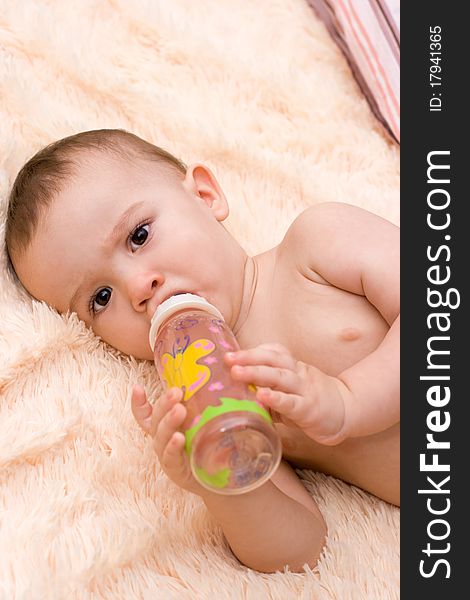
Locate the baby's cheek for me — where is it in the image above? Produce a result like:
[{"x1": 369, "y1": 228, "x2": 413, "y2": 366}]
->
[{"x1": 99, "y1": 319, "x2": 153, "y2": 360}]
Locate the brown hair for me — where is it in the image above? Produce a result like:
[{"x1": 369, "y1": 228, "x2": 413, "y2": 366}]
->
[{"x1": 5, "y1": 128, "x2": 186, "y2": 267}]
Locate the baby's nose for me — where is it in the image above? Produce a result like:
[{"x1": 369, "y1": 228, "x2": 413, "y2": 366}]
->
[{"x1": 129, "y1": 274, "x2": 160, "y2": 312}]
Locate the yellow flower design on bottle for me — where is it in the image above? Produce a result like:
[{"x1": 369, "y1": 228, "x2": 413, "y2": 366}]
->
[{"x1": 160, "y1": 335, "x2": 216, "y2": 401}]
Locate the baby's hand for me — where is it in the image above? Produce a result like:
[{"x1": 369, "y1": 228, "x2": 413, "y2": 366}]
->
[
  {"x1": 225, "y1": 343, "x2": 352, "y2": 445},
  {"x1": 131, "y1": 384, "x2": 207, "y2": 495}
]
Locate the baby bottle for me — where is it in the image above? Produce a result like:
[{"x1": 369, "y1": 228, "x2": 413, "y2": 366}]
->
[{"x1": 149, "y1": 293, "x2": 282, "y2": 495}]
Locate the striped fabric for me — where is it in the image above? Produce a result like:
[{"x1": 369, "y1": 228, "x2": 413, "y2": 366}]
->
[{"x1": 307, "y1": 0, "x2": 400, "y2": 143}]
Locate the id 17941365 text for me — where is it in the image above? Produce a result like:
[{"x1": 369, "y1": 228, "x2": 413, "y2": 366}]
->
[{"x1": 429, "y1": 26, "x2": 443, "y2": 112}]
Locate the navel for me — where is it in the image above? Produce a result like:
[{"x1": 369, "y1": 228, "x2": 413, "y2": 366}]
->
[{"x1": 338, "y1": 327, "x2": 361, "y2": 342}]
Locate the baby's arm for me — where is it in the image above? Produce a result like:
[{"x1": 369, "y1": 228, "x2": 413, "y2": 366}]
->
[
  {"x1": 226, "y1": 203, "x2": 399, "y2": 444},
  {"x1": 131, "y1": 385, "x2": 326, "y2": 573},
  {"x1": 203, "y1": 460, "x2": 326, "y2": 573}
]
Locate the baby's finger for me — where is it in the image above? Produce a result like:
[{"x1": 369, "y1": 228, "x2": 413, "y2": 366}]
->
[
  {"x1": 151, "y1": 387, "x2": 183, "y2": 431},
  {"x1": 160, "y1": 431, "x2": 188, "y2": 475},
  {"x1": 231, "y1": 363, "x2": 300, "y2": 394},
  {"x1": 131, "y1": 384, "x2": 153, "y2": 433},
  {"x1": 225, "y1": 345, "x2": 295, "y2": 371},
  {"x1": 154, "y1": 401, "x2": 187, "y2": 459},
  {"x1": 257, "y1": 388, "x2": 309, "y2": 426}
]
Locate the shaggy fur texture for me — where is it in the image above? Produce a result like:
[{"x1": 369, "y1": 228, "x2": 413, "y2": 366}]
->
[{"x1": 0, "y1": 1, "x2": 399, "y2": 598}]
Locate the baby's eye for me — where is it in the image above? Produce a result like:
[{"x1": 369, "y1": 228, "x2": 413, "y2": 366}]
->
[
  {"x1": 90, "y1": 287, "x2": 112, "y2": 314},
  {"x1": 129, "y1": 224, "x2": 149, "y2": 251}
]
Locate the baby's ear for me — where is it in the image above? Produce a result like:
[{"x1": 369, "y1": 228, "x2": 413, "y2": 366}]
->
[{"x1": 183, "y1": 163, "x2": 229, "y2": 221}]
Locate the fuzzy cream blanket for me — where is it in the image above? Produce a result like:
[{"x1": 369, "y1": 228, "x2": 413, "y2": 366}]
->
[{"x1": 0, "y1": 1, "x2": 400, "y2": 598}]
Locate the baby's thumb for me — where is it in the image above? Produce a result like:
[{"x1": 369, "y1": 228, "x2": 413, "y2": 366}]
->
[{"x1": 131, "y1": 384, "x2": 153, "y2": 433}]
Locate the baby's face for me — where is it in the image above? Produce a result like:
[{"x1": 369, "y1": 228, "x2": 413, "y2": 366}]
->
[{"x1": 15, "y1": 153, "x2": 245, "y2": 359}]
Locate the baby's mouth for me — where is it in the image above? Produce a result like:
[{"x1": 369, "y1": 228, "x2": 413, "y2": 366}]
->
[
  {"x1": 151, "y1": 291, "x2": 204, "y2": 317},
  {"x1": 170, "y1": 291, "x2": 188, "y2": 300},
  {"x1": 161, "y1": 290, "x2": 191, "y2": 306}
]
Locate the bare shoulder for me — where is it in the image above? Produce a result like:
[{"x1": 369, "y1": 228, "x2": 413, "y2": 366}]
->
[
  {"x1": 281, "y1": 202, "x2": 398, "y2": 253},
  {"x1": 270, "y1": 459, "x2": 324, "y2": 520},
  {"x1": 276, "y1": 203, "x2": 399, "y2": 320}
]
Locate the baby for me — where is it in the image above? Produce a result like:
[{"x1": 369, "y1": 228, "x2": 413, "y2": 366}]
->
[{"x1": 5, "y1": 129, "x2": 399, "y2": 573}]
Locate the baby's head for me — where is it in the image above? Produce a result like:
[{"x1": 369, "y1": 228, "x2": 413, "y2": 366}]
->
[{"x1": 6, "y1": 129, "x2": 247, "y2": 359}]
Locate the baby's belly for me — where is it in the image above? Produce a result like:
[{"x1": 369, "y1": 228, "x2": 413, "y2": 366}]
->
[{"x1": 275, "y1": 422, "x2": 400, "y2": 506}]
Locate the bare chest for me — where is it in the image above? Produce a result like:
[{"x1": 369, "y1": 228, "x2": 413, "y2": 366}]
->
[{"x1": 236, "y1": 257, "x2": 389, "y2": 376}]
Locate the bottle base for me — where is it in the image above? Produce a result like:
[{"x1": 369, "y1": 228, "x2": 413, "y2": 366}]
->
[{"x1": 190, "y1": 411, "x2": 282, "y2": 495}]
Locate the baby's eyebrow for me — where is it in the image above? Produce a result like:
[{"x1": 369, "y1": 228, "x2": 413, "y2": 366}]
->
[{"x1": 104, "y1": 200, "x2": 146, "y2": 248}]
